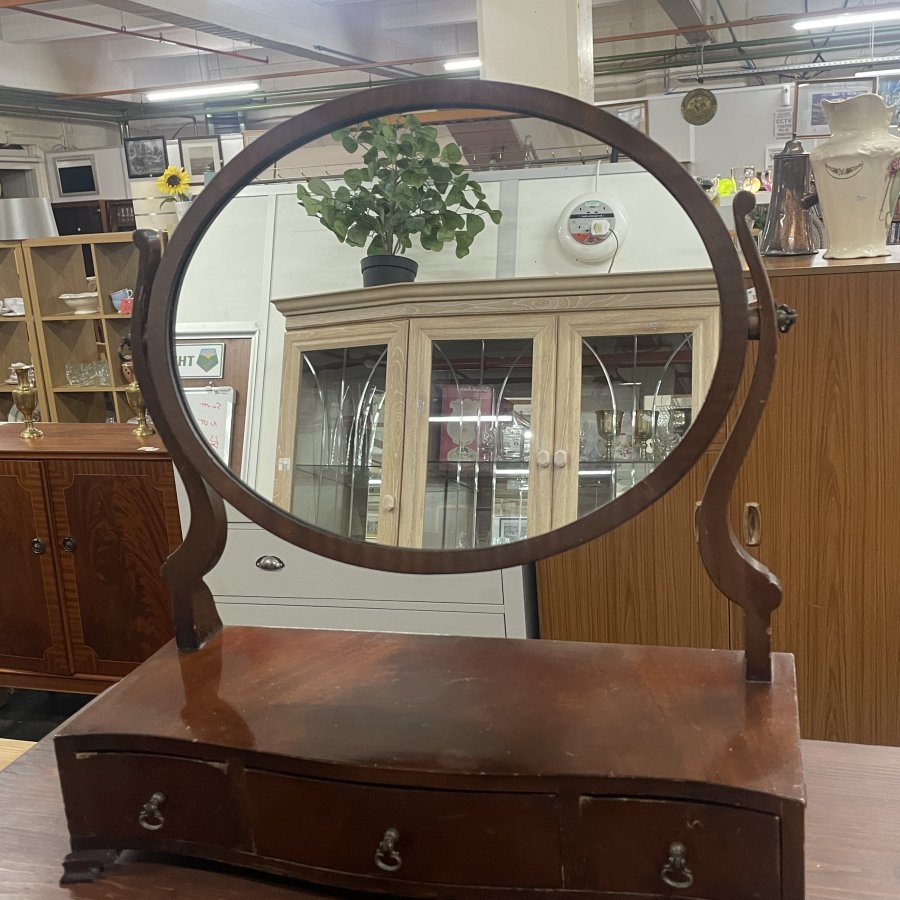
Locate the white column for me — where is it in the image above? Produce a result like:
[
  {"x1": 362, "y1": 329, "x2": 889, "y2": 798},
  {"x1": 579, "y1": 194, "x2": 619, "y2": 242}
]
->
[{"x1": 477, "y1": 0, "x2": 594, "y2": 102}]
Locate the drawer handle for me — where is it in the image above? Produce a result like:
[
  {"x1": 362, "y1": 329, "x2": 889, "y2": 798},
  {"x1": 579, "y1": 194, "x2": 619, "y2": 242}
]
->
[
  {"x1": 374, "y1": 827, "x2": 402, "y2": 872},
  {"x1": 62, "y1": 536, "x2": 77, "y2": 552},
  {"x1": 31, "y1": 538, "x2": 46, "y2": 555},
  {"x1": 661, "y1": 841, "x2": 693, "y2": 890},
  {"x1": 255, "y1": 555, "x2": 285, "y2": 571},
  {"x1": 742, "y1": 501, "x2": 762, "y2": 547},
  {"x1": 138, "y1": 791, "x2": 166, "y2": 832}
]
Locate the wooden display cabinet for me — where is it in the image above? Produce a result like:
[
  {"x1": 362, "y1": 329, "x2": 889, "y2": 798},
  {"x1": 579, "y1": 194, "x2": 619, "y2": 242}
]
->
[
  {"x1": 21, "y1": 234, "x2": 141, "y2": 424},
  {"x1": 0, "y1": 242, "x2": 48, "y2": 422},
  {"x1": 0, "y1": 424, "x2": 181, "y2": 693}
]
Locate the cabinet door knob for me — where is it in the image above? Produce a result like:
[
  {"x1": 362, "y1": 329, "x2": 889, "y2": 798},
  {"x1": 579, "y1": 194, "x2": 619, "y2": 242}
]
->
[
  {"x1": 62, "y1": 536, "x2": 77, "y2": 552},
  {"x1": 553, "y1": 450, "x2": 568, "y2": 468},
  {"x1": 661, "y1": 841, "x2": 694, "y2": 890},
  {"x1": 255, "y1": 555, "x2": 285, "y2": 571},
  {"x1": 374, "y1": 827, "x2": 402, "y2": 872},
  {"x1": 536, "y1": 450, "x2": 551, "y2": 468},
  {"x1": 382, "y1": 494, "x2": 396, "y2": 512},
  {"x1": 742, "y1": 502, "x2": 762, "y2": 547},
  {"x1": 138, "y1": 791, "x2": 166, "y2": 832},
  {"x1": 31, "y1": 538, "x2": 46, "y2": 555}
]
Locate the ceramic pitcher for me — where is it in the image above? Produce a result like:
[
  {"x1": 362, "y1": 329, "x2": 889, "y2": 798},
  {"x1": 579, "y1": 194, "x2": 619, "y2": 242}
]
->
[{"x1": 810, "y1": 93, "x2": 900, "y2": 258}]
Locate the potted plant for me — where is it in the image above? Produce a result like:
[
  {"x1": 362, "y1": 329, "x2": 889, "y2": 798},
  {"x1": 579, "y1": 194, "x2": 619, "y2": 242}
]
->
[{"x1": 296, "y1": 114, "x2": 502, "y2": 287}]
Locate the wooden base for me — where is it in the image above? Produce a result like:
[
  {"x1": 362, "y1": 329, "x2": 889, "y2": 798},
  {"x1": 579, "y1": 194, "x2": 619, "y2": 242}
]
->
[{"x1": 55, "y1": 627, "x2": 805, "y2": 898}]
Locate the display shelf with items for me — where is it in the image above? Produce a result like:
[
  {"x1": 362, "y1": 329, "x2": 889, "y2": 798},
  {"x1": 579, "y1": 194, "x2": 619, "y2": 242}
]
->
[
  {"x1": 274, "y1": 274, "x2": 719, "y2": 552},
  {"x1": 0, "y1": 242, "x2": 47, "y2": 424},
  {"x1": 21, "y1": 234, "x2": 143, "y2": 424}
]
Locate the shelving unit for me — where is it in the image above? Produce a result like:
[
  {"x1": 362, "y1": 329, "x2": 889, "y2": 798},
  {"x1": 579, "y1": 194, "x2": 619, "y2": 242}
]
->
[
  {"x1": 21, "y1": 234, "x2": 140, "y2": 424},
  {"x1": 0, "y1": 241, "x2": 47, "y2": 422}
]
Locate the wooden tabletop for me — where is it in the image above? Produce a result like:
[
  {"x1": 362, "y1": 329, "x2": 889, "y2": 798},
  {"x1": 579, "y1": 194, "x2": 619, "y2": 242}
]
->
[
  {"x1": 760, "y1": 246, "x2": 900, "y2": 277},
  {"x1": 0, "y1": 423, "x2": 168, "y2": 457},
  {"x1": 0, "y1": 736, "x2": 897, "y2": 898}
]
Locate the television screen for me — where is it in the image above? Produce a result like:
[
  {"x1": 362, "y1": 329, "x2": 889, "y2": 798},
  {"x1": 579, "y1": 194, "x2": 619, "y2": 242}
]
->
[{"x1": 56, "y1": 157, "x2": 98, "y2": 196}]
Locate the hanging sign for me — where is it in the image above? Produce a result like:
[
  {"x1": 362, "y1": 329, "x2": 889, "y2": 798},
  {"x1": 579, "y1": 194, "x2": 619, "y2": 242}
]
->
[
  {"x1": 176, "y1": 342, "x2": 225, "y2": 379},
  {"x1": 774, "y1": 107, "x2": 793, "y2": 139}
]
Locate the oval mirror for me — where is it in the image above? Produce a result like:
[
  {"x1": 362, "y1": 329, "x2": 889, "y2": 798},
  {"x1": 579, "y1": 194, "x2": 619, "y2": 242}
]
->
[{"x1": 145, "y1": 80, "x2": 748, "y2": 573}]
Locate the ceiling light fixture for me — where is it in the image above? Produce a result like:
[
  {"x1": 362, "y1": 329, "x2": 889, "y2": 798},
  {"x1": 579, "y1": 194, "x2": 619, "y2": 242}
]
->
[
  {"x1": 793, "y1": 8, "x2": 900, "y2": 30},
  {"x1": 145, "y1": 81, "x2": 261, "y2": 103},
  {"x1": 443, "y1": 57, "x2": 481, "y2": 72},
  {"x1": 856, "y1": 66, "x2": 900, "y2": 77},
  {"x1": 676, "y1": 54, "x2": 900, "y2": 81}
]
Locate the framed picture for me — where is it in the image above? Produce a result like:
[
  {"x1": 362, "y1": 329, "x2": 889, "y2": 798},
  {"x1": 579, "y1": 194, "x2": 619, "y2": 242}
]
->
[
  {"x1": 877, "y1": 76, "x2": 900, "y2": 126},
  {"x1": 493, "y1": 516, "x2": 527, "y2": 545},
  {"x1": 179, "y1": 135, "x2": 224, "y2": 183},
  {"x1": 794, "y1": 79, "x2": 876, "y2": 138},
  {"x1": 597, "y1": 100, "x2": 649, "y2": 135},
  {"x1": 123, "y1": 136, "x2": 169, "y2": 179}
]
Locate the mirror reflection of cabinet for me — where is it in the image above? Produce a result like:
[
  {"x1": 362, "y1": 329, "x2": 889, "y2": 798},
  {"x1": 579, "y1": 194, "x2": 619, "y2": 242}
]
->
[{"x1": 274, "y1": 273, "x2": 718, "y2": 550}]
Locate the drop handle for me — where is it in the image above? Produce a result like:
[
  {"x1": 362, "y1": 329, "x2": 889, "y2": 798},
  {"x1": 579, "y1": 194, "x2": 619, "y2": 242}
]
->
[
  {"x1": 138, "y1": 791, "x2": 166, "y2": 832},
  {"x1": 536, "y1": 450, "x2": 551, "y2": 469},
  {"x1": 255, "y1": 555, "x2": 285, "y2": 571},
  {"x1": 661, "y1": 841, "x2": 694, "y2": 890},
  {"x1": 31, "y1": 538, "x2": 46, "y2": 555},
  {"x1": 743, "y1": 502, "x2": 762, "y2": 547},
  {"x1": 374, "y1": 827, "x2": 402, "y2": 872},
  {"x1": 553, "y1": 450, "x2": 568, "y2": 469},
  {"x1": 62, "y1": 536, "x2": 77, "y2": 552}
]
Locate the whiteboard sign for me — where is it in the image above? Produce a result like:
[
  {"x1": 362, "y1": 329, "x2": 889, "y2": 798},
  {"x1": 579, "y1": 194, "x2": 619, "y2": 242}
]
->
[
  {"x1": 176, "y1": 342, "x2": 225, "y2": 379},
  {"x1": 184, "y1": 386, "x2": 235, "y2": 464}
]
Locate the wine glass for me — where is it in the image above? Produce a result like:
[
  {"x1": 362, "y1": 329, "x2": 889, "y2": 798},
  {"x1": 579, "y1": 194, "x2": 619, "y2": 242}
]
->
[{"x1": 596, "y1": 409, "x2": 623, "y2": 460}]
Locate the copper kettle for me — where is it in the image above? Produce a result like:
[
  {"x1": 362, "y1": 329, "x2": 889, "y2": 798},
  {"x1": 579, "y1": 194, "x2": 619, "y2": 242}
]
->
[{"x1": 759, "y1": 139, "x2": 818, "y2": 256}]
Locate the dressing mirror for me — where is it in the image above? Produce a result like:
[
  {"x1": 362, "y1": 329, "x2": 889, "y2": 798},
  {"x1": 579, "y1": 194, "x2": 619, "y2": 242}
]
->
[{"x1": 163, "y1": 82, "x2": 747, "y2": 572}]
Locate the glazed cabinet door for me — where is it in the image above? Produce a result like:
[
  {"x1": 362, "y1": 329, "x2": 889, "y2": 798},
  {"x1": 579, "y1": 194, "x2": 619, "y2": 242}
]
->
[
  {"x1": 0, "y1": 459, "x2": 70, "y2": 675},
  {"x1": 274, "y1": 321, "x2": 408, "y2": 545},
  {"x1": 399, "y1": 315, "x2": 558, "y2": 549},
  {"x1": 46, "y1": 458, "x2": 180, "y2": 677},
  {"x1": 551, "y1": 307, "x2": 719, "y2": 529}
]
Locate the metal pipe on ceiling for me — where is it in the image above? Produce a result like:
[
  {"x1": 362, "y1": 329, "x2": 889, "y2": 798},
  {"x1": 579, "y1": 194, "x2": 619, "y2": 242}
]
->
[{"x1": 8, "y1": 4, "x2": 269, "y2": 63}]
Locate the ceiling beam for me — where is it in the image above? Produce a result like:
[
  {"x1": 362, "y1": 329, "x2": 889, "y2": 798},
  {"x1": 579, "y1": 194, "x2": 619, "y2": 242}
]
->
[{"x1": 0, "y1": 0, "x2": 54, "y2": 6}]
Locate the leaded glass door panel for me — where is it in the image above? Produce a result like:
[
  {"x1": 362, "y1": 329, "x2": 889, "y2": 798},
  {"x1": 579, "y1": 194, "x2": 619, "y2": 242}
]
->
[
  {"x1": 399, "y1": 316, "x2": 558, "y2": 550},
  {"x1": 274, "y1": 322, "x2": 408, "y2": 545}
]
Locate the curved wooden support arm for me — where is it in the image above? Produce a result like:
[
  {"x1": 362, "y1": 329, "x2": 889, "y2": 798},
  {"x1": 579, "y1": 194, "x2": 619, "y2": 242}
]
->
[
  {"x1": 131, "y1": 230, "x2": 224, "y2": 652},
  {"x1": 698, "y1": 192, "x2": 790, "y2": 683}
]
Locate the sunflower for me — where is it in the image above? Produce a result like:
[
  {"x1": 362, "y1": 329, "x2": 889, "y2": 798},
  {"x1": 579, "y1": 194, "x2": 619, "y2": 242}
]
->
[{"x1": 157, "y1": 166, "x2": 191, "y2": 198}]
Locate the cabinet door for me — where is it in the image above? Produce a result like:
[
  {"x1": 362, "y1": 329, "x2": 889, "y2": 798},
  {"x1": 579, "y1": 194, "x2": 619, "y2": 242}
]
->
[
  {"x1": 46, "y1": 459, "x2": 180, "y2": 677},
  {"x1": 552, "y1": 307, "x2": 719, "y2": 529},
  {"x1": 274, "y1": 322, "x2": 408, "y2": 545},
  {"x1": 0, "y1": 460, "x2": 70, "y2": 675},
  {"x1": 399, "y1": 315, "x2": 558, "y2": 549}
]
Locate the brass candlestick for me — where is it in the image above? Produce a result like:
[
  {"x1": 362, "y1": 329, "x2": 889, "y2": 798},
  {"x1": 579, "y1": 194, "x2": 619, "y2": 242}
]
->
[
  {"x1": 122, "y1": 363, "x2": 155, "y2": 438},
  {"x1": 11, "y1": 364, "x2": 42, "y2": 440}
]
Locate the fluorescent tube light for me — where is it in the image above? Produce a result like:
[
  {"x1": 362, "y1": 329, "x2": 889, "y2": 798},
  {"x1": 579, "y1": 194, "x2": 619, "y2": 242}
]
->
[
  {"x1": 443, "y1": 57, "x2": 481, "y2": 72},
  {"x1": 146, "y1": 81, "x2": 260, "y2": 102},
  {"x1": 427, "y1": 415, "x2": 512, "y2": 423},
  {"x1": 793, "y1": 9, "x2": 900, "y2": 30},
  {"x1": 856, "y1": 66, "x2": 900, "y2": 77}
]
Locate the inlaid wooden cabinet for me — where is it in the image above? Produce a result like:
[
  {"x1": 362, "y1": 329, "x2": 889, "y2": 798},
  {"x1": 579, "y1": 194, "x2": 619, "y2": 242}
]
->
[
  {"x1": 0, "y1": 424, "x2": 181, "y2": 693},
  {"x1": 538, "y1": 251, "x2": 900, "y2": 747}
]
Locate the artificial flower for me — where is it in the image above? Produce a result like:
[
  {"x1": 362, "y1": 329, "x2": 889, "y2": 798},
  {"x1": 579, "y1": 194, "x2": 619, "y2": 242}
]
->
[{"x1": 157, "y1": 166, "x2": 191, "y2": 199}]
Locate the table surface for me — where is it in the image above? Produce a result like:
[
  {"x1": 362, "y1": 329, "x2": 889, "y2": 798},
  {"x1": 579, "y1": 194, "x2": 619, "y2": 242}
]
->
[{"x1": 0, "y1": 737, "x2": 897, "y2": 899}]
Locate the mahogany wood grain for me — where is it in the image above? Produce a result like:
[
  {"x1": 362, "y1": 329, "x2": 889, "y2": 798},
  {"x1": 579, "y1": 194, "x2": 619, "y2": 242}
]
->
[
  {"x1": 538, "y1": 450, "x2": 730, "y2": 650},
  {"x1": 47, "y1": 458, "x2": 180, "y2": 676},
  {"x1": 0, "y1": 736, "x2": 887, "y2": 899},
  {"x1": 0, "y1": 423, "x2": 168, "y2": 457},
  {"x1": 0, "y1": 460, "x2": 70, "y2": 675}
]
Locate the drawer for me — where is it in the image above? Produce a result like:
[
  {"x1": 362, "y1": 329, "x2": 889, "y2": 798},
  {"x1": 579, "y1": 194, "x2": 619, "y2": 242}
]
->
[
  {"x1": 60, "y1": 752, "x2": 241, "y2": 849},
  {"x1": 247, "y1": 772, "x2": 561, "y2": 888},
  {"x1": 580, "y1": 797, "x2": 780, "y2": 899}
]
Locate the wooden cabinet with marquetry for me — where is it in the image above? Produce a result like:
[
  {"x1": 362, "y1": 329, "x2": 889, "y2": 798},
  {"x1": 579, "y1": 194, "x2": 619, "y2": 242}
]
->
[
  {"x1": 538, "y1": 250, "x2": 900, "y2": 747},
  {"x1": 0, "y1": 424, "x2": 181, "y2": 693}
]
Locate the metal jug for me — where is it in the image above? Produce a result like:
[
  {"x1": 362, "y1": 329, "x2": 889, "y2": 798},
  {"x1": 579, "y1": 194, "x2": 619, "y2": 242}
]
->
[{"x1": 759, "y1": 139, "x2": 818, "y2": 256}]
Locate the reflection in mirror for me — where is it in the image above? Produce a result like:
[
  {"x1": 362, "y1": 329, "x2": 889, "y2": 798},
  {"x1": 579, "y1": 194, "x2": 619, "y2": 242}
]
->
[{"x1": 173, "y1": 103, "x2": 717, "y2": 552}]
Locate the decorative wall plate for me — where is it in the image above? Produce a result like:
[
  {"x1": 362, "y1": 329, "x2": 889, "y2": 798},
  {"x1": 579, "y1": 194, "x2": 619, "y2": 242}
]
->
[{"x1": 681, "y1": 88, "x2": 718, "y2": 126}]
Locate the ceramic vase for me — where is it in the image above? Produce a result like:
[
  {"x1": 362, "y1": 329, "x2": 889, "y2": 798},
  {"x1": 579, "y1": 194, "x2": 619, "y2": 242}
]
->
[{"x1": 810, "y1": 93, "x2": 900, "y2": 259}]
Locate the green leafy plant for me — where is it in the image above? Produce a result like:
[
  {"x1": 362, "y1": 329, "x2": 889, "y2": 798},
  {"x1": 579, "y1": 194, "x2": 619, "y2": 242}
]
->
[{"x1": 296, "y1": 114, "x2": 502, "y2": 259}]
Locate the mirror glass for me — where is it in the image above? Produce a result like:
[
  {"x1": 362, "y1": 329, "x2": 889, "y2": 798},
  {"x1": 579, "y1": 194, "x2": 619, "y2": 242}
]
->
[{"x1": 172, "y1": 103, "x2": 718, "y2": 552}]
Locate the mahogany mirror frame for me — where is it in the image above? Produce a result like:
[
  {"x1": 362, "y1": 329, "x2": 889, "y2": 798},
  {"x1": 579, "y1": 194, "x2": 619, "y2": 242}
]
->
[{"x1": 138, "y1": 78, "x2": 750, "y2": 575}]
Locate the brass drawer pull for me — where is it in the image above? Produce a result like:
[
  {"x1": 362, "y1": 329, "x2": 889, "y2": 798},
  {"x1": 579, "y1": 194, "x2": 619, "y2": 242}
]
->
[
  {"x1": 374, "y1": 827, "x2": 402, "y2": 872},
  {"x1": 742, "y1": 502, "x2": 762, "y2": 547},
  {"x1": 661, "y1": 841, "x2": 694, "y2": 890},
  {"x1": 138, "y1": 791, "x2": 166, "y2": 832}
]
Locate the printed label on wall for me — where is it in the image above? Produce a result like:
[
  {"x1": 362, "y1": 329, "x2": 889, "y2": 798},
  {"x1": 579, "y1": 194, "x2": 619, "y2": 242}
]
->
[{"x1": 176, "y1": 342, "x2": 225, "y2": 378}]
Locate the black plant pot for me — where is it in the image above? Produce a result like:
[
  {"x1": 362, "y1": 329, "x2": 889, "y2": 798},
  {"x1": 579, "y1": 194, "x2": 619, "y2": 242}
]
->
[{"x1": 360, "y1": 254, "x2": 419, "y2": 288}]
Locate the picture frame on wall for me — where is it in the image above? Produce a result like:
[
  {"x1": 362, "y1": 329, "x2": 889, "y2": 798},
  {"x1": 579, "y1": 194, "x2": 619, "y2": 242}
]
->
[
  {"x1": 123, "y1": 136, "x2": 169, "y2": 179},
  {"x1": 794, "y1": 79, "x2": 876, "y2": 138},
  {"x1": 877, "y1": 76, "x2": 900, "y2": 126},
  {"x1": 178, "y1": 135, "x2": 224, "y2": 183},
  {"x1": 597, "y1": 100, "x2": 649, "y2": 135}
]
